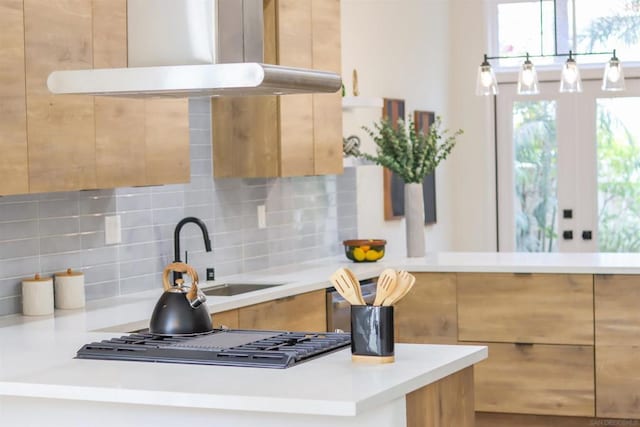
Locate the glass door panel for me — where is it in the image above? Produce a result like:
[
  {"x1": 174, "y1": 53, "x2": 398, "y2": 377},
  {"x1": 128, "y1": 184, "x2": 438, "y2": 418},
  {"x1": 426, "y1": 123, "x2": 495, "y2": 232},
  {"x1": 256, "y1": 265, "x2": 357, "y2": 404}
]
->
[
  {"x1": 596, "y1": 97, "x2": 640, "y2": 251},
  {"x1": 513, "y1": 100, "x2": 559, "y2": 252}
]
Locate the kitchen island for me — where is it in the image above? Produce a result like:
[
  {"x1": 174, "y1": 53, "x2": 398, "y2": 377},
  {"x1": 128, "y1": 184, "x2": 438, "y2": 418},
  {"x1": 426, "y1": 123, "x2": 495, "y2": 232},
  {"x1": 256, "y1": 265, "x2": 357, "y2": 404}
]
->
[{"x1": 3, "y1": 251, "x2": 640, "y2": 426}]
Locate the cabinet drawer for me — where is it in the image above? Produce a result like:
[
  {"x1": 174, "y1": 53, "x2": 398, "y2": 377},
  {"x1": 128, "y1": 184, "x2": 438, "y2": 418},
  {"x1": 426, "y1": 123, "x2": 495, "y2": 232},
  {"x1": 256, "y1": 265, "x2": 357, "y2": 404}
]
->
[
  {"x1": 595, "y1": 274, "x2": 640, "y2": 346},
  {"x1": 238, "y1": 290, "x2": 326, "y2": 332},
  {"x1": 596, "y1": 345, "x2": 640, "y2": 419},
  {"x1": 457, "y1": 273, "x2": 593, "y2": 345},
  {"x1": 473, "y1": 342, "x2": 595, "y2": 417}
]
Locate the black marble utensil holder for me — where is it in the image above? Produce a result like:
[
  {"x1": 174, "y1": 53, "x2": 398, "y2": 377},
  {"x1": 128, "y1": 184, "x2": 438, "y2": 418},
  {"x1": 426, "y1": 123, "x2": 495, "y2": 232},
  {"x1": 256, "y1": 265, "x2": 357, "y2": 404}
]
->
[{"x1": 350, "y1": 305, "x2": 395, "y2": 363}]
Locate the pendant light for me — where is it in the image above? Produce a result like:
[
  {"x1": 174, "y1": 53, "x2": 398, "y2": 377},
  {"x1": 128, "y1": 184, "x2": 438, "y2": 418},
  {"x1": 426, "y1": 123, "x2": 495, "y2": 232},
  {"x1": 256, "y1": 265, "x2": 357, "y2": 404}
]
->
[
  {"x1": 517, "y1": 53, "x2": 539, "y2": 95},
  {"x1": 476, "y1": 55, "x2": 498, "y2": 96},
  {"x1": 559, "y1": 51, "x2": 583, "y2": 93},
  {"x1": 602, "y1": 49, "x2": 625, "y2": 91}
]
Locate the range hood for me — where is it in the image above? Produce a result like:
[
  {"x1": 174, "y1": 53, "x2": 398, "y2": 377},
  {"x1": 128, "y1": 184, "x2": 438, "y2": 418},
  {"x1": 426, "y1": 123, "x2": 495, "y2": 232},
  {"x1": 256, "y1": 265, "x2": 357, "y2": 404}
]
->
[{"x1": 46, "y1": 0, "x2": 342, "y2": 97}]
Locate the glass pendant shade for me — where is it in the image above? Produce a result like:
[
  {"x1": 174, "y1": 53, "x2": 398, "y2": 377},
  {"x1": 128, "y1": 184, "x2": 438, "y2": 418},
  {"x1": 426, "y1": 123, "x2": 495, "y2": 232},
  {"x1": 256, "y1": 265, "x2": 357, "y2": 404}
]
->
[
  {"x1": 602, "y1": 51, "x2": 625, "y2": 91},
  {"x1": 560, "y1": 53, "x2": 582, "y2": 93},
  {"x1": 517, "y1": 56, "x2": 539, "y2": 95},
  {"x1": 476, "y1": 56, "x2": 498, "y2": 96}
]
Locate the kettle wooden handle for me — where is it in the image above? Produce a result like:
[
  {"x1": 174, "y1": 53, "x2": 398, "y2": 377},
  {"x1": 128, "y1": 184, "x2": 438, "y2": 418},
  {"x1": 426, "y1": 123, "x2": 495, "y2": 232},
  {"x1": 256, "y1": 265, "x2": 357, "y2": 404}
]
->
[{"x1": 162, "y1": 262, "x2": 200, "y2": 299}]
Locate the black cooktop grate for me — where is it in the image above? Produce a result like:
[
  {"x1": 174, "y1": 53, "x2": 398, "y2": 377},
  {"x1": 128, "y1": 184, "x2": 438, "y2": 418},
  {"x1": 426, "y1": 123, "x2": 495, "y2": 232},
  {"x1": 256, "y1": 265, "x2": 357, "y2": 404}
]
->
[{"x1": 76, "y1": 329, "x2": 351, "y2": 369}]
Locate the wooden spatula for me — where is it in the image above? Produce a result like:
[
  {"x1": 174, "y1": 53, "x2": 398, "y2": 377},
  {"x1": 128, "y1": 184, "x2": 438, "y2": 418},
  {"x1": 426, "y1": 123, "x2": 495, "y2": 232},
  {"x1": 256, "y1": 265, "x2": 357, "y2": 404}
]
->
[
  {"x1": 382, "y1": 270, "x2": 415, "y2": 306},
  {"x1": 344, "y1": 268, "x2": 366, "y2": 305},
  {"x1": 373, "y1": 269, "x2": 397, "y2": 306},
  {"x1": 330, "y1": 268, "x2": 366, "y2": 305}
]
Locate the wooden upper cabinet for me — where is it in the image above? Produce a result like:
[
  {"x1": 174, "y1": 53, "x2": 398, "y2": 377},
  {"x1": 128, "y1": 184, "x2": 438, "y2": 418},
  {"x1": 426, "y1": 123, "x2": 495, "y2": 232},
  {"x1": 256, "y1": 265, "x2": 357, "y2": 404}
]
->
[
  {"x1": 24, "y1": 0, "x2": 97, "y2": 193},
  {"x1": 93, "y1": 0, "x2": 147, "y2": 188},
  {"x1": 0, "y1": 0, "x2": 189, "y2": 195},
  {"x1": 457, "y1": 273, "x2": 594, "y2": 345},
  {"x1": 212, "y1": 0, "x2": 343, "y2": 178},
  {"x1": 311, "y1": 0, "x2": 343, "y2": 176},
  {"x1": 0, "y1": 0, "x2": 29, "y2": 195}
]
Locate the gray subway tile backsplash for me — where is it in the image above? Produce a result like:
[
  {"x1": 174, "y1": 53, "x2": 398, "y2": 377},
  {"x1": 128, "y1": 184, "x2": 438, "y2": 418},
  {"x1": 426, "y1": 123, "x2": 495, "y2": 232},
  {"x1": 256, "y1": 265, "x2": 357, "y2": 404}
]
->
[{"x1": 0, "y1": 97, "x2": 357, "y2": 316}]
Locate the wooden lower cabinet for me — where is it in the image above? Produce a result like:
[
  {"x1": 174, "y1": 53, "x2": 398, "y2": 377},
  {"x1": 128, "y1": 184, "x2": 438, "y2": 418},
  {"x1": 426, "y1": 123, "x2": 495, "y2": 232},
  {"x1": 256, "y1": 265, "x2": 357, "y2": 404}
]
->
[
  {"x1": 238, "y1": 290, "x2": 327, "y2": 332},
  {"x1": 472, "y1": 342, "x2": 594, "y2": 417},
  {"x1": 407, "y1": 366, "x2": 475, "y2": 427},
  {"x1": 476, "y1": 412, "x2": 639, "y2": 427},
  {"x1": 211, "y1": 309, "x2": 239, "y2": 330},
  {"x1": 457, "y1": 273, "x2": 594, "y2": 345},
  {"x1": 395, "y1": 273, "x2": 458, "y2": 344}
]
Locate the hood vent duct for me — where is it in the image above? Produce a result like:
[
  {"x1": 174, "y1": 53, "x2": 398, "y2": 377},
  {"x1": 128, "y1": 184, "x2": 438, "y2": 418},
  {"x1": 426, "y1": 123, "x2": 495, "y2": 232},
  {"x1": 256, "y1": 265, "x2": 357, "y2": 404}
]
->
[{"x1": 47, "y1": 0, "x2": 342, "y2": 97}]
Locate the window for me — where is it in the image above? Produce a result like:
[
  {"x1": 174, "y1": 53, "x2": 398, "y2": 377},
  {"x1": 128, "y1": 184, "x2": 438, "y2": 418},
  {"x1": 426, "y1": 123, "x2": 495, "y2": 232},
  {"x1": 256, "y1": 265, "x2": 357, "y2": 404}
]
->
[{"x1": 489, "y1": 0, "x2": 640, "y2": 67}]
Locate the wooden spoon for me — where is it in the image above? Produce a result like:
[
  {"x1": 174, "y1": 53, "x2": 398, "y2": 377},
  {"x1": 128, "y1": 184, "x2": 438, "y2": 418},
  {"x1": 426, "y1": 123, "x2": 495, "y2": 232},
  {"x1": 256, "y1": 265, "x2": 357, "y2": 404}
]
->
[
  {"x1": 382, "y1": 270, "x2": 415, "y2": 306},
  {"x1": 330, "y1": 268, "x2": 365, "y2": 305},
  {"x1": 373, "y1": 269, "x2": 397, "y2": 306}
]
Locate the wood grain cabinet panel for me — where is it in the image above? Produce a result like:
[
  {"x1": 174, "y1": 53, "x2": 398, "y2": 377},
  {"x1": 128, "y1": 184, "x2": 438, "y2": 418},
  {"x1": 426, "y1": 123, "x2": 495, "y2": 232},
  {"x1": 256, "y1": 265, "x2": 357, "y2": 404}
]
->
[
  {"x1": 238, "y1": 290, "x2": 326, "y2": 332},
  {"x1": 595, "y1": 275, "x2": 640, "y2": 419},
  {"x1": 457, "y1": 273, "x2": 593, "y2": 345},
  {"x1": 212, "y1": 0, "x2": 342, "y2": 179},
  {"x1": 212, "y1": 309, "x2": 239, "y2": 330},
  {"x1": 476, "y1": 412, "x2": 629, "y2": 427},
  {"x1": 92, "y1": 0, "x2": 147, "y2": 188},
  {"x1": 473, "y1": 342, "x2": 595, "y2": 417},
  {"x1": 24, "y1": 0, "x2": 97, "y2": 193},
  {"x1": 0, "y1": 0, "x2": 28, "y2": 195},
  {"x1": 394, "y1": 273, "x2": 458, "y2": 344},
  {"x1": 311, "y1": 0, "x2": 343, "y2": 175}
]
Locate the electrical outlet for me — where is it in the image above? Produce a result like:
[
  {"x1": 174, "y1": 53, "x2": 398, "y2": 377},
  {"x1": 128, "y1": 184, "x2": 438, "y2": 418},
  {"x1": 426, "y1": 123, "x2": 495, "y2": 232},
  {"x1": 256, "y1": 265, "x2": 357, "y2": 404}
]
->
[
  {"x1": 105, "y1": 215, "x2": 122, "y2": 245},
  {"x1": 257, "y1": 205, "x2": 267, "y2": 229}
]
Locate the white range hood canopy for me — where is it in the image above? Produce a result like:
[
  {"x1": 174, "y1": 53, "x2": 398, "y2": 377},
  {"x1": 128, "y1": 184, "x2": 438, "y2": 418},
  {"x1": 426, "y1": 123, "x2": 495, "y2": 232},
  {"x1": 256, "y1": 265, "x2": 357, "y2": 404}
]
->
[{"x1": 47, "y1": 0, "x2": 342, "y2": 97}]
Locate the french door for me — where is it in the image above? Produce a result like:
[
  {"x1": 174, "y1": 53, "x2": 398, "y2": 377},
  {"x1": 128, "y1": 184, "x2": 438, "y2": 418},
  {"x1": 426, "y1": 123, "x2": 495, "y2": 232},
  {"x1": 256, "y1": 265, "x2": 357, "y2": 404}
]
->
[{"x1": 497, "y1": 78, "x2": 640, "y2": 252}]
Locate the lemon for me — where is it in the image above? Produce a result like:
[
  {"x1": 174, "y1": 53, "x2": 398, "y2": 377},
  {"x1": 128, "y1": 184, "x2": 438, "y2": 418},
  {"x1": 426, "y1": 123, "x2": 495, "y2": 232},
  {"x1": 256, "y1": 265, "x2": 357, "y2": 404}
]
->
[
  {"x1": 365, "y1": 250, "x2": 379, "y2": 261},
  {"x1": 353, "y1": 247, "x2": 366, "y2": 261}
]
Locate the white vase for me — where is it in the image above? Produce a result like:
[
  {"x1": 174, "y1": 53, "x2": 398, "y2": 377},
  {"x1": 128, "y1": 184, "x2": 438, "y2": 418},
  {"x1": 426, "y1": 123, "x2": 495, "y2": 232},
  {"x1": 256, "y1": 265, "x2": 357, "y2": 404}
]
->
[{"x1": 404, "y1": 182, "x2": 425, "y2": 257}]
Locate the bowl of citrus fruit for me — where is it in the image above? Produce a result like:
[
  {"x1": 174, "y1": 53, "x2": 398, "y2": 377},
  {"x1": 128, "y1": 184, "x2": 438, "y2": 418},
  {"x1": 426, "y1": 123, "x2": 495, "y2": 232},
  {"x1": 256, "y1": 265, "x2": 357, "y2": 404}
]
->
[{"x1": 343, "y1": 239, "x2": 386, "y2": 262}]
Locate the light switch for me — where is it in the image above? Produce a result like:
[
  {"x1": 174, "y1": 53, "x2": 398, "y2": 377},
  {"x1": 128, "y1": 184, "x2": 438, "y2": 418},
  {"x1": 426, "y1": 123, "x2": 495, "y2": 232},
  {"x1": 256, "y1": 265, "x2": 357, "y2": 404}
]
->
[{"x1": 105, "y1": 215, "x2": 122, "y2": 245}]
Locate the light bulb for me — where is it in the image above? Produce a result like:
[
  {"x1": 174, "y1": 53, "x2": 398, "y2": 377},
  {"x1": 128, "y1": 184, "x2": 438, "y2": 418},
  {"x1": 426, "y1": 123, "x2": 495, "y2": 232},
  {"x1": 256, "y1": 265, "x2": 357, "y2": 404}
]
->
[
  {"x1": 563, "y1": 65, "x2": 577, "y2": 84},
  {"x1": 607, "y1": 65, "x2": 621, "y2": 83},
  {"x1": 521, "y1": 68, "x2": 535, "y2": 86},
  {"x1": 480, "y1": 69, "x2": 494, "y2": 87}
]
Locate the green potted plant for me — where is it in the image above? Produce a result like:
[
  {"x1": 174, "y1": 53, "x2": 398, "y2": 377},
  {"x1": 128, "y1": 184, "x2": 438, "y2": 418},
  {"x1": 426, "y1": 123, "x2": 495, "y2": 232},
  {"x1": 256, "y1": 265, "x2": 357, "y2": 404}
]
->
[{"x1": 358, "y1": 115, "x2": 463, "y2": 257}]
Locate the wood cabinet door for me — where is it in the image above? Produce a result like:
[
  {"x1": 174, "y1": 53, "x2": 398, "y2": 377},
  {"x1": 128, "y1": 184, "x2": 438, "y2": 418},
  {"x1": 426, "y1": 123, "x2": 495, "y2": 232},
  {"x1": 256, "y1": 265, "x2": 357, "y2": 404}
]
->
[
  {"x1": 311, "y1": 0, "x2": 343, "y2": 176},
  {"x1": 277, "y1": 0, "x2": 314, "y2": 177},
  {"x1": 457, "y1": 273, "x2": 593, "y2": 345},
  {"x1": 595, "y1": 274, "x2": 640, "y2": 419},
  {"x1": 144, "y1": 98, "x2": 190, "y2": 185},
  {"x1": 212, "y1": 309, "x2": 239, "y2": 329},
  {"x1": 473, "y1": 342, "x2": 595, "y2": 417},
  {"x1": 93, "y1": 0, "x2": 146, "y2": 188},
  {"x1": 0, "y1": 0, "x2": 28, "y2": 195},
  {"x1": 24, "y1": 0, "x2": 96, "y2": 193},
  {"x1": 238, "y1": 290, "x2": 327, "y2": 332},
  {"x1": 394, "y1": 273, "x2": 458, "y2": 344}
]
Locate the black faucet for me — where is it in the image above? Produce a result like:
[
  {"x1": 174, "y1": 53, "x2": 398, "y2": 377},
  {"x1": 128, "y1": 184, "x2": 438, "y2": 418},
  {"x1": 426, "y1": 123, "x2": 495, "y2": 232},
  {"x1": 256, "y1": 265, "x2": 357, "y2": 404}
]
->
[{"x1": 173, "y1": 217, "x2": 212, "y2": 284}]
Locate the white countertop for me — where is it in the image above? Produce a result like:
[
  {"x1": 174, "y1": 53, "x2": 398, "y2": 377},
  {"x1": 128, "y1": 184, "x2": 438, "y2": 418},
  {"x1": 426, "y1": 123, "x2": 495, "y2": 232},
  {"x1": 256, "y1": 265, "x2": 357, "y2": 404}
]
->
[{"x1": 1, "y1": 250, "x2": 639, "y2": 416}]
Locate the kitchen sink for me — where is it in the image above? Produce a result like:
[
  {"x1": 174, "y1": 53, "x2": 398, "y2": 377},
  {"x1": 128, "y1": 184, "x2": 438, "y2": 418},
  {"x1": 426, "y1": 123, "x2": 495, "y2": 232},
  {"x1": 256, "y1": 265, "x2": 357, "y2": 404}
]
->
[{"x1": 201, "y1": 283, "x2": 286, "y2": 297}]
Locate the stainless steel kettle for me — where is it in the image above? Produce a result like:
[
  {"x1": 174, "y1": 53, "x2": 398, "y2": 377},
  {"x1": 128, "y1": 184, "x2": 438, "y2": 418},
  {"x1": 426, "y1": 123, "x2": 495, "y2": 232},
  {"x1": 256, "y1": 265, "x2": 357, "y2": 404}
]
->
[{"x1": 149, "y1": 262, "x2": 213, "y2": 336}]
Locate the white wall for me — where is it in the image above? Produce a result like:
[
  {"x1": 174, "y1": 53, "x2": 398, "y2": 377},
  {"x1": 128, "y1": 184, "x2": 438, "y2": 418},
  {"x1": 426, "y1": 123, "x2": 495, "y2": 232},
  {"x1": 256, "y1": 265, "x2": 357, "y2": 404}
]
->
[
  {"x1": 447, "y1": 0, "x2": 497, "y2": 251},
  {"x1": 341, "y1": 0, "x2": 455, "y2": 257}
]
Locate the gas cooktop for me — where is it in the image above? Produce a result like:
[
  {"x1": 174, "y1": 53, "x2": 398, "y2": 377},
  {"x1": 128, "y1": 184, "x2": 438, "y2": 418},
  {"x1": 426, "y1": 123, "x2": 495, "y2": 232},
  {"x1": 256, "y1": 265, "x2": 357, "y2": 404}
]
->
[{"x1": 77, "y1": 329, "x2": 351, "y2": 369}]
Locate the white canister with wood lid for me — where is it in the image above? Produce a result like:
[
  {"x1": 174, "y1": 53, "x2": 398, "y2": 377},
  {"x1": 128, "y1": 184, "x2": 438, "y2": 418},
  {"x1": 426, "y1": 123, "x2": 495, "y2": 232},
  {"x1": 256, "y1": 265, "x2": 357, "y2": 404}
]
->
[
  {"x1": 22, "y1": 274, "x2": 54, "y2": 316},
  {"x1": 54, "y1": 268, "x2": 85, "y2": 309}
]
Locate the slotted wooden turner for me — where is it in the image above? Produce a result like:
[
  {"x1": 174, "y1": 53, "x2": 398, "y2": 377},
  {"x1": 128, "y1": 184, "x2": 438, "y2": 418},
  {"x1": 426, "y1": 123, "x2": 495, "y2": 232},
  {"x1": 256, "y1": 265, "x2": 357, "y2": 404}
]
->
[
  {"x1": 373, "y1": 269, "x2": 397, "y2": 306},
  {"x1": 330, "y1": 268, "x2": 365, "y2": 305},
  {"x1": 382, "y1": 270, "x2": 415, "y2": 306}
]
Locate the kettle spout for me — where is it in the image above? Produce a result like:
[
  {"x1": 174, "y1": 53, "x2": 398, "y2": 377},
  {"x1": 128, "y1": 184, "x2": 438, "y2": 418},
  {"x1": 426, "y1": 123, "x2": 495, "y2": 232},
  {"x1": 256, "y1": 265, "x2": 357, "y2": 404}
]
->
[{"x1": 189, "y1": 292, "x2": 207, "y2": 309}]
